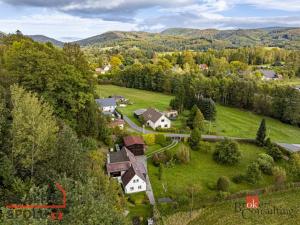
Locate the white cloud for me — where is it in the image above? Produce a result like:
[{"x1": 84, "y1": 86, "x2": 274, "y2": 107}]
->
[
  {"x1": 238, "y1": 0, "x2": 300, "y2": 11},
  {"x1": 0, "y1": 0, "x2": 299, "y2": 39},
  {"x1": 0, "y1": 12, "x2": 138, "y2": 41}
]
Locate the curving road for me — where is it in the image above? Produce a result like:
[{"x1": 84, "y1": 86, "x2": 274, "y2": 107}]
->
[{"x1": 123, "y1": 115, "x2": 253, "y2": 142}]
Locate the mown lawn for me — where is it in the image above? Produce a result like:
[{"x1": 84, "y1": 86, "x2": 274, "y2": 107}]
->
[
  {"x1": 148, "y1": 143, "x2": 275, "y2": 203},
  {"x1": 98, "y1": 85, "x2": 300, "y2": 143},
  {"x1": 126, "y1": 192, "x2": 152, "y2": 225}
]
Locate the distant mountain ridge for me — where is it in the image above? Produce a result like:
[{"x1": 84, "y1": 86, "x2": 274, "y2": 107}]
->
[
  {"x1": 3, "y1": 27, "x2": 299, "y2": 50},
  {"x1": 74, "y1": 27, "x2": 300, "y2": 50},
  {"x1": 27, "y1": 35, "x2": 64, "y2": 47}
]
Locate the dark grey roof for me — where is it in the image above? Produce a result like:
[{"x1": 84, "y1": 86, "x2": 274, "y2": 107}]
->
[
  {"x1": 109, "y1": 147, "x2": 130, "y2": 163},
  {"x1": 134, "y1": 109, "x2": 146, "y2": 116},
  {"x1": 141, "y1": 108, "x2": 163, "y2": 123},
  {"x1": 95, "y1": 98, "x2": 116, "y2": 107},
  {"x1": 121, "y1": 166, "x2": 146, "y2": 187},
  {"x1": 277, "y1": 143, "x2": 300, "y2": 153},
  {"x1": 259, "y1": 69, "x2": 277, "y2": 79}
]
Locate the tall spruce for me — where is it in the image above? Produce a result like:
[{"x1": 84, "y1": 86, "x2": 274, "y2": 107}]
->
[{"x1": 256, "y1": 118, "x2": 267, "y2": 146}]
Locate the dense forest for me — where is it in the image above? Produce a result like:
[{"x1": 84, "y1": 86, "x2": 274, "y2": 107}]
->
[
  {"x1": 80, "y1": 27, "x2": 300, "y2": 51},
  {"x1": 0, "y1": 34, "x2": 128, "y2": 224},
  {"x1": 98, "y1": 47, "x2": 300, "y2": 126}
]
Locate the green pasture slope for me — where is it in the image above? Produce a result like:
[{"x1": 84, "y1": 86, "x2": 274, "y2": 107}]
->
[
  {"x1": 97, "y1": 85, "x2": 300, "y2": 143},
  {"x1": 188, "y1": 189, "x2": 300, "y2": 225}
]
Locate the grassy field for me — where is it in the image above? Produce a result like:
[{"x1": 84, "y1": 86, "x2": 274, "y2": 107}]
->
[
  {"x1": 98, "y1": 85, "x2": 300, "y2": 143},
  {"x1": 126, "y1": 192, "x2": 152, "y2": 225},
  {"x1": 185, "y1": 189, "x2": 300, "y2": 225},
  {"x1": 148, "y1": 143, "x2": 275, "y2": 202}
]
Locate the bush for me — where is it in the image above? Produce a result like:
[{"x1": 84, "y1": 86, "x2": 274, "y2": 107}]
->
[
  {"x1": 273, "y1": 166, "x2": 286, "y2": 185},
  {"x1": 246, "y1": 162, "x2": 262, "y2": 184},
  {"x1": 216, "y1": 191, "x2": 231, "y2": 200},
  {"x1": 155, "y1": 134, "x2": 167, "y2": 146},
  {"x1": 143, "y1": 133, "x2": 155, "y2": 145},
  {"x1": 177, "y1": 195, "x2": 189, "y2": 205},
  {"x1": 158, "y1": 163, "x2": 164, "y2": 180},
  {"x1": 189, "y1": 128, "x2": 201, "y2": 150},
  {"x1": 176, "y1": 144, "x2": 190, "y2": 164},
  {"x1": 80, "y1": 136, "x2": 98, "y2": 151},
  {"x1": 206, "y1": 182, "x2": 216, "y2": 190},
  {"x1": 232, "y1": 174, "x2": 245, "y2": 184},
  {"x1": 198, "y1": 141, "x2": 212, "y2": 153},
  {"x1": 156, "y1": 127, "x2": 178, "y2": 133},
  {"x1": 267, "y1": 145, "x2": 283, "y2": 161},
  {"x1": 213, "y1": 139, "x2": 241, "y2": 165},
  {"x1": 256, "y1": 153, "x2": 274, "y2": 175},
  {"x1": 217, "y1": 176, "x2": 230, "y2": 192},
  {"x1": 152, "y1": 153, "x2": 168, "y2": 166}
]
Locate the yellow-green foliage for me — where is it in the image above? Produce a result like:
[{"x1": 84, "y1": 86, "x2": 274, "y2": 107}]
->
[{"x1": 143, "y1": 133, "x2": 156, "y2": 145}]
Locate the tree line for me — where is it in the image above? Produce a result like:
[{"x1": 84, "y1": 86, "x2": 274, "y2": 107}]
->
[{"x1": 0, "y1": 34, "x2": 128, "y2": 224}]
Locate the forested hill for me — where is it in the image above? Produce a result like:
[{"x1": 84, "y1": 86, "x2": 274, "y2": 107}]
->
[
  {"x1": 0, "y1": 31, "x2": 5, "y2": 37},
  {"x1": 27, "y1": 35, "x2": 64, "y2": 47},
  {"x1": 78, "y1": 27, "x2": 300, "y2": 51}
]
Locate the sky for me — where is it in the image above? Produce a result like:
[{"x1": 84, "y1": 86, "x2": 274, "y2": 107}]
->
[{"x1": 0, "y1": 0, "x2": 300, "y2": 41}]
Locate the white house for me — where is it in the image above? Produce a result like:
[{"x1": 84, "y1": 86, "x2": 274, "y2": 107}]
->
[
  {"x1": 141, "y1": 108, "x2": 171, "y2": 130},
  {"x1": 95, "y1": 64, "x2": 111, "y2": 74},
  {"x1": 122, "y1": 166, "x2": 147, "y2": 194},
  {"x1": 95, "y1": 98, "x2": 117, "y2": 115},
  {"x1": 106, "y1": 147, "x2": 147, "y2": 194}
]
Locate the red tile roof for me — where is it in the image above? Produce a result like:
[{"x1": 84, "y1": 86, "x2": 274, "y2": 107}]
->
[{"x1": 123, "y1": 136, "x2": 145, "y2": 146}]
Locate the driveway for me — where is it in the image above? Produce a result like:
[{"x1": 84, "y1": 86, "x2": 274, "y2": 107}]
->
[{"x1": 135, "y1": 155, "x2": 156, "y2": 205}]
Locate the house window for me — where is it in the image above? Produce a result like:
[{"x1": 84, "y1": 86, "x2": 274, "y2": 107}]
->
[
  {"x1": 161, "y1": 119, "x2": 165, "y2": 122},
  {"x1": 164, "y1": 124, "x2": 168, "y2": 127},
  {"x1": 130, "y1": 187, "x2": 134, "y2": 191},
  {"x1": 138, "y1": 185, "x2": 142, "y2": 189}
]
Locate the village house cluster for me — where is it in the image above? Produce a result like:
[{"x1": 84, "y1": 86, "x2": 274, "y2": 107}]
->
[{"x1": 106, "y1": 136, "x2": 147, "y2": 194}]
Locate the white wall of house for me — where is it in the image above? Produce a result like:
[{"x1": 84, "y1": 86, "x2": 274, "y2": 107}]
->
[
  {"x1": 102, "y1": 105, "x2": 116, "y2": 112},
  {"x1": 123, "y1": 175, "x2": 147, "y2": 194},
  {"x1": 146, "y1": 115, "x2": 171, "y2": 130}
]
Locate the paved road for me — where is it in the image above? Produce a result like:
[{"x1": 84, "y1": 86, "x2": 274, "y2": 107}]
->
[
  {"x1": 124, "y1": 115, "x2": 254, "y2": 142},
  {"x1": 135, "y1": 155, "x2": 156, "y2": 205},
  {"x1": 123, "y1": 116, "x2": 154, "y2": 134}
]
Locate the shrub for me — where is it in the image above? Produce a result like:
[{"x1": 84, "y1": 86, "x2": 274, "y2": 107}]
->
[
  {"x1": 198, "y1": 141, "x2": 212, "y2": 153},
  {"x1": 176, "y1": 144, "x2": 190, "y2": 164},
  {"x1": 246, "y1": 162, "x2": 262, "y2": 184},
  {"x1": 206, "y1": 182, "x2": 216, "y2": 190},
  {"x1": 256, "y1": 153, "x2": 274, "y2": 175},
  {"x1": 80, "y1": 136, "x2": 98, "y2": 151},
  {"x1": 152, "y1": 153, "x2": 167, "y2": 166},
  {"x1": 216, "y1": 191, "x2": 231, "y2": 200},
  {"x1": 213, "y1": 139, "x2": 241, "y2": 165},
  {"x1": 217, "y1": 176, "x2": 230, "y2": 192},
  {"x1": 267, "y1": 145, "x2": 283, "y2": 161},
  {"x1": 189, "y1": 128, "x2": 201, "y2": 150},
  {"x1": 143, "y1": 134, "x2": 155, "y2": 145},
  {"x1": 256, "y1": 118, "x2": 267, "y2": 146},
  {"x1": 272, "y1": 166, "x2": 286, "y2": 185},
  {"x1": 177, "y1": 195, "x2": 189, "y2": 205},
  {"x1": 232, "y1": 174, "x2": 245, "y2": 184},
  {"x1": 158, "y1": 163, "x2": 164, "y2": 180},
  {"x1": 155, "y1": 134, "x2": 167, "y2": 146}
]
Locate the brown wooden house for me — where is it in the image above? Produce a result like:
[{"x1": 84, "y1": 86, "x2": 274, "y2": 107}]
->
[{"x1": 123, "y1": 136, "x2": 146, "y2": 156}]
